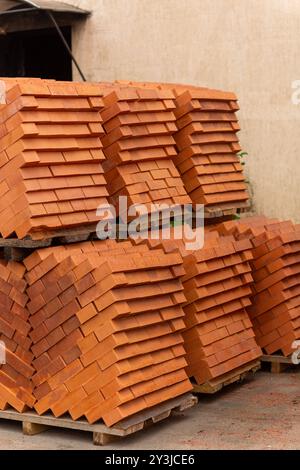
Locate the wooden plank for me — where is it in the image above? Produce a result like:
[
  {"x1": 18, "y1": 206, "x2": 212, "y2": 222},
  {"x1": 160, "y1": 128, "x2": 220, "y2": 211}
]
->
[
  {"x1": 113, "y1": 393, "x2": 195, "y2": 432},
  {"x1": 178, "y1": 394, "x2": 198, "y2": 411},
  {"x1": 271, "y1": 362, "x2": 287, "y2": 374},
  {"x1": 0, "y1": 238, "x2": 51, "y2": 249},
  {"x1": 261, "y1": 354, "x2": 294, "y2": 373},
  {"x1": 261, "y1": 354, "x2": 292, "y2": 364},
  {"x1": 93, "y1": 432, "x2": 121, "y2": 446},
  {"x1": 204, "y1": 201, "x2": 251, "y2": 219},
  {"x1": 0, "y1": 410, "x2": 125, "y2": 436},
  {"x1": 0, "y1": 393, "x2": 196, "y2": 443},
  {"x1": 27, "y1": 224, "x2": 98, "y2": 242},
  {"x1": 22, "y1": 422, "x2": 49, "y2": 436},
  {"x1": 0, "y1": 226, "x2": 96, "y2": 251},
  {"x1": 151, "y1": 410, "x2": 171, "y2": 424},
  {"x1": 194, "y1": 382, "x2": 223, "y2": 394}
]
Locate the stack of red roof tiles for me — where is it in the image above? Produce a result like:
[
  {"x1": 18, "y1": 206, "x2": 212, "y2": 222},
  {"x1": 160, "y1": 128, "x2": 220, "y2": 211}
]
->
[
  {"x1": 114, "y1": 80, "x2": 249, "y2": 213},
  {"x1": 132, "y1": 228, "x2": 262, "y2": 385},
  {"x1": 23, "y1": 240, "x2": 192, "y2": 426},
  {"x1": 181, "y1": 231, "x2": 261, "y2": 384},
  {"x1": 0, "y1": 259, "x2": 35, "y2": 412},
  {"x1": 0, "y1": 78, "x2": 108, "y2": 239},
  {"x1": 218, "y1": 217, "x2": 300, "y2": 356},
  {"x1": 173, "y1": 88, "x2": 248, "y2": 209},
  {"x1": 0, "y1": 78, "x2": 250, "y2": 239},
  {"x1": 100, "y1": 86, "x2": 191, "y2": 215}
]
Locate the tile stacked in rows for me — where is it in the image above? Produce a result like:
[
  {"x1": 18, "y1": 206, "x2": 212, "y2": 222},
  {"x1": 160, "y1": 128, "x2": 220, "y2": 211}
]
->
[
  {"x1": 182, "y1": 232, "x2": 261, "y2": 384},
  {"x1": 0, "y1": 260, "x2": 35, "y2": 412},
  {"x1": 219, "y1": 217, "x2": 300, "y2": 356},
  {"x1": 132, "y1": 229, "x2": 261, "y2": 385},
  {"x1": 115, "y1": 80, "x2": 249, "y2": 212},
  {"x1": 173, "y1": 88, "x2": 248, "y2": 208},
  {"x1": 24, "y1": 239, "x2": 192, "y2": 427},
  {"x1": 0, "y1": 79, "x2": 109, "y2": 239},
  {"x1": 100, "y1": 87, "x2": 191, "y2": 215}
]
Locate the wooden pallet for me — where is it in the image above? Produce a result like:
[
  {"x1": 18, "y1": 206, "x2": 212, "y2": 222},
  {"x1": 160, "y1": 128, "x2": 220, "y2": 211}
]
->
[
  {"x1": 0, "y1": 228, "x2": 97, "y2": 260},
  {"x1": 203, "y1": 201, "x2": 251, "y2": 219},
  {"x1": 0, "y1": 224, "x2": 97, "y2": 247},
  {"x1": 0, "y1": 226, "x2": 101, "y2": 261},
  {"x1": 261, "y1": 354, "x2": 300, "y2": 373},
  {"x1": 26, "y1": 223, "x2": 99, "y2": 243},
  {"x1": 0, "y1": 393, "x2": 197, "y2": 446},
  {"x1": 0, "y1": 199, "x2": 251, "y2": 258},
  {"x1": 0, "y1": 214, "x2": 184, "y2": 261},
  {"x1": 192, "y1": 360, "x2": 261, "y2": 394}
]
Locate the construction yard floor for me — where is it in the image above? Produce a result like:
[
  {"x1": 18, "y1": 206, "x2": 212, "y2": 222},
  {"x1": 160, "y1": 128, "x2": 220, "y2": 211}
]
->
[{"x1": 0, "y1": 371, "x2": 299, "y2": 450}]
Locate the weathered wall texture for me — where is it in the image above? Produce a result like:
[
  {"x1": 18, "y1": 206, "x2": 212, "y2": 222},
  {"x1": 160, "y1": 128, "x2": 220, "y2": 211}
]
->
[{"x1": 63, "y1": 0, "x2": 300, "y2": 221}]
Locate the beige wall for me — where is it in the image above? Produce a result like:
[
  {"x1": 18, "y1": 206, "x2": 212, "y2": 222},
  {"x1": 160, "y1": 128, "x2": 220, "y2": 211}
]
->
[{"x1": 64, "y1": 0, "x2": 300, "y2": 221}]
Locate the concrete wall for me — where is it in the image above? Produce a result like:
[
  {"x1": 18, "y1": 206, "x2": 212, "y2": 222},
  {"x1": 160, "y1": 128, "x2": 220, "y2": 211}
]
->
[{"x1": 64, "y1": 0, "x2": 300, "y2": 221}]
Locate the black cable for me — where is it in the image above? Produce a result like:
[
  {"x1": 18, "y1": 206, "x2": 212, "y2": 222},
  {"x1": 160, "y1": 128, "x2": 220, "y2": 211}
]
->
[{"x1": 46, "y1": 10, "x2": 86, "y2": 82}]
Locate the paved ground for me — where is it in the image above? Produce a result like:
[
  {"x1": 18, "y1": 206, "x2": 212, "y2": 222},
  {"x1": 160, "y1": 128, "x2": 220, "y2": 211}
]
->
[{"x1": 0, "y1": 370, "x2": 299, "y2": 450}]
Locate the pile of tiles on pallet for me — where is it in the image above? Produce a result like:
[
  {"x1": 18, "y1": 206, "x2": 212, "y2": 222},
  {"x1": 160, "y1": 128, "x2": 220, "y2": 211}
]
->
[
  {"x1": 0, "y1": 77, "x2": 250, "y2": 240},
  {"x1": 133, "y1": 227, "x2": 262, "y2": 385},
  {"x1": 0, "y1": 259, "x2": 35, "y2": 412},
  {"x1": 100, "y1": 86, "x2": 191, "y2": 216},
  {"x1": 218, "y1": 216, "x2": 300, "y2": 356},
  {"x1": 22, "y1": 239, "x2": 192, "y2": 426},
  {"x1": 0, "y1": 78, "x2": 109, "y2": 239},
  {"x1": 115, "y1": 80, "x2": 249, "y2": 211},
  {"x1": 0, "y1": 77, "x2": 260, "y2": 425}
]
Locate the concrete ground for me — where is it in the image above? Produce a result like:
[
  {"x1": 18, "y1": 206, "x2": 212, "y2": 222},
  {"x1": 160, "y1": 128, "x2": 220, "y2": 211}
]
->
[{"x1": 0, "y1": 370, "x2": 299, "y2": 450}]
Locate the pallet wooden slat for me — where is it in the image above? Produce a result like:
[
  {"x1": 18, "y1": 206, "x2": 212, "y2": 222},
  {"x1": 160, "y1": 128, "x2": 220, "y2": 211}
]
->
[
  {"x1": 0, "y1": 393, "x2": 197, "y2": 446},
  {"x1": 0, "y1": 224, "x2": 99, "y2": 250},
  {"x1": 261, "y1": 354, "x2": 297, "y2": 373},
  {"x1": 204, "y1": 201, "x2": 251, "y2": 219}
]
